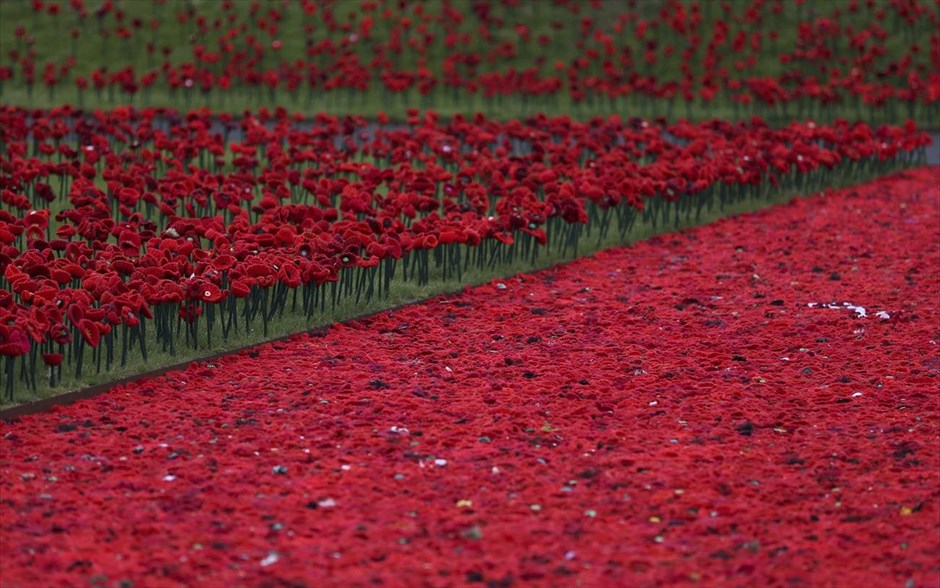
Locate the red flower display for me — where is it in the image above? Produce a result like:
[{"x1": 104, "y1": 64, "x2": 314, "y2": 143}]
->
[
  {"x1": 0, "y1": 106, "x2": 931, "y2": 397},
  {"x1": 0, "y1": 0, "x2": 937, "y2": 122},
  {"x1": 0, "y1": 168, "x2": 937, "y2": 586}
]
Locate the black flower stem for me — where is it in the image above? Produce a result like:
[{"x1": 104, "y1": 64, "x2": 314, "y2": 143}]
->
[
  {"x1": 138, "y1": 321, "x2": 148, "y2": 362},
  {"x1": 75, "y1": 340, "x2": 84, "y2": 379},
  {"x1": 121, "y1": 324, "x2": 129, "y2": 367},
  {"x1": 5, "y1": 356, "x2": 13, "y2": 400},
  {"x1": 95, "y1": 337, "x2": 102, "y2": 375},
  {"x1": 206, "y1": 302, "x2": 214, "y2": 348}
]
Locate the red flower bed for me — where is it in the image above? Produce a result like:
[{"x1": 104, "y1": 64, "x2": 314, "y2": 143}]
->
[
  {"x1": 2, "y1": 0, "x2": 938, "y2": 121},
  {"x1": 0, "y1": 106, "x2": 930, "y2": 397},
  {"x1": 1, "y1": 167, "x2": 938, "y2": 587}
]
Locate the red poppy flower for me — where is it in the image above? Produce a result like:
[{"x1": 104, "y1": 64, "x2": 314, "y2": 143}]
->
[
  {"x1": 278, "y1": 263, "x2": 302, "y2": 288},
  {"x1": 0, "y1": 325, "x2": 30, "y2": 357},
  {"x1": 42, "y1": 352, "x2": 63, "y2": 366},
  {"x1": 230, "y1": 279, "x2": 252, "y2": 298},
  {"x1": 198, "y1": 283, "x2": 223, "y2": 303},
  {"x1": 77, "y1": 318, "x2": 100, "y2": 347},
  {"x1": 50, "y1": 322, "x2": 72, "y2": 345},
  {"x1": 211, "y1": 254, "x2": 236, "y2": 271},
  {"x1": 356, "y1": 255, "x2": 380, "y2": 268}
]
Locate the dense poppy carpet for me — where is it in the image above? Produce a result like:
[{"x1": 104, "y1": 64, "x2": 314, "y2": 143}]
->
[{"x1": 2, "y1": 167, "x2": 939, "y2": 588}]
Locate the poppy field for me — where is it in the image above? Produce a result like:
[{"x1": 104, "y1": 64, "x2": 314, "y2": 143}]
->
[
  {"x1": 1, "y1": 0, "x2": 939, "y2": 587},
  {"x1": 0, "y1": 105, "x2": 931, "y2": 402},
  {"x1": 0, "y1": 0, "x2": 937, "y2": 123},
  {"x1": 1, "y1": 167, "x2": 938, "y2": 587}
]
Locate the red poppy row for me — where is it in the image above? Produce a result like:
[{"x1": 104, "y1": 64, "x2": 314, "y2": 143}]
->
[
  {"x1": 0, "y1": 105, "x2": 931, "y2": 398},
  {"x1": 1, "y1": 0, "x2": 937, "y2": 119}
]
